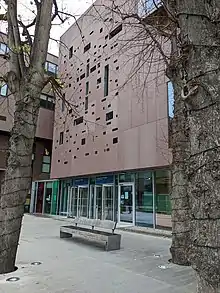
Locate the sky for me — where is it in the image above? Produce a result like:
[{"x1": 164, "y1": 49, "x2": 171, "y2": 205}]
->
[{"x1": 0, "y1": 0, "x2": 93, "y2": 55}]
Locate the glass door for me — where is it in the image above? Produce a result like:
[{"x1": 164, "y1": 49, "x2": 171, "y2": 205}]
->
[
  {"x1": 95, "y1": 185, "x2": 102, "y2": 219},
  {"x1": 118, "y1": 183, "x2": 135, "y2": 225},
  {"x1": 67, "y1": 187, "x2": 77, "y2": 218},
  {"x1": 77, "y1": 186, "x2": 89, "y2": 217},
  {"x1": 102, "y1": 185, "x2": 114, "y2": 220}
]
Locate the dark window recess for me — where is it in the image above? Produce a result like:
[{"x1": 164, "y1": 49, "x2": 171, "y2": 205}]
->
[
  {"x1": 81, "y1": 138, "x2": 86, "y2": 145},
  {"x1": 103, "y1": 44, "x2": 107, "y2": 48},
  {"x1": 85, "y1": 110, "x2": 88, "y2": 114},
  {"x1": 98, "y1": 70, "x2": 100, "y2": 74},
  {"x1": 69, "y1": 46, "x2": 73, "y2": 59},
  {"x1": 80, "y1": 73, "x2": 85, "y2": 80},
  {"x1": 69, "y1": 84, "x2": 71, "y2": 87},
  {"x1": 114, "y1": 43, "x2": 118, "y2": 47},
  {"x1": 40, "y1": 94, "x2": 55, "y2": 111},
  {"x1": 73, "y1": 141, "x2": 76, "y2": 144},
  {"x1": 97, "y1": 85, "x2": 99, "y2": 89},
  {"x1": 97, "y1": 77, "x2": 101, "y2": 84},
  {"x1": 103, "y1": 107, "x2": 105, "y2": 110},
  {"x1": 90, "y1": 30, "x2": 94, "y2": 35},
  {"x1": 86, "y1": 64, "x2": 90, "y2": 77},
  {"x1": 92, "y1": 112, "x2": 95, "y2": 115},
  {"x1": 106, "y1": 121, "x2": 111, "y2": 125},
  {"x1": 0, "y1": 115, "x2": 6, "y2": 121},
  {"x1": 113, "y1": 137, "x2": 118, "y2": 144},
  {"x1": 64, "y1": 161, "x2": 68, "y2": 164},
  {"x1": 115, "y1": 79, "x2": 118, "y2": 82},
  {"x1": 96, "y1": 117, "x2": 100, "y2": 121},
  {"x1": 103, "y1": 131, "x2": 106, "y2": 135},
  {"x1": 86, "y1": 82, "x2": 89, "y2": 95},
  {"x1": 87, "y1": 58, "x2": 90, "y2": 63},
  {"x1": 85, "y1": 153, "x2": 89, "y2": 156},
  {"x1": 59, "y1": 132, "x2": 64, "y2": 145},
  {"x1": 100, "y1": 28, "x2": 103, "y2": 33},
  {"x1": 95, "y1": 151, "x2": 98, "y2": 154},
  {"x1": 116, "y1": 66, "x2": 119, "y2": 70},
  {"x1": 109, "y1": 24, "x2": 122, "y2": 39},
  {"x1": 94, "y1": 45, "x2": 96, "y2": 48},
  {"x1": 106, "y1": 111, "x2": 113, "y2": 121},
  {"x1": 58, "y1": 160, "x2": 60, "y2": 163},
  {"x1": 112, "y1": 127, "x2": 118, "y2": 132},
  {"x1": 74, "y1": 116, "x2": 83, "y2": 126},
  {"x1": 69, "y1": 149, "x2": 72, "y2": 152},
  {"x1": 115, "y1": 92, "x2": 119, "y2": 96},
  {"x1": 104, "y1": 65, "x2": 109, "y2": 97},
  {"x1": 90, "y1": 65, "x2": 96, "y2": 73},
  {"x1": 69, "y1": 109, "x2": 72, "y2": 114},
  {"x1": 114, "y1": 59, "x2": 118, "y2": 63},
  {"x1": 66, "y1": 129, "x2": 69, "y2": 133},
  {"x1": 97, "y1": 63, "x2": 100, "y2": 68},
  {"x1": 74, "y1": 156, "x2": 77, "y2": 159},
  {"x1": 91, "y1": 103, "x2": 95, "y2": 107},
  {"x1": 84, "y1": 43, "x2": 91, "y2": 53},
  {"x1": 82, "y1": 130, "x2": 86, "y2": 133},
  {"x1": 85, "y1": 96, "x2": 88, "y2": 111},
  {"x1": 94, "y1": 58, "x2": 96, "y2": 62},
  {"x1": 105, "y1": 35, "x2": 108, "y2": 40},
  {"x1": 101, "y1": 98, "x2": 106, "y2": 102},
  {"x1": 108, "y1": 104, "x2": 111, "y2": 108},
  {"x1": 106, "y1": 148, "x2": 110, "y2": 152},
  {"x1": 77, "y1": 77, "x2": 79, "y2": 82},
  {"x1": 94, "y1": 51, "x2": 97, "y2": 55}
]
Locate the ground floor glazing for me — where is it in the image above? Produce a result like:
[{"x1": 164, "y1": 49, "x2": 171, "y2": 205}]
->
[{"x1": 31, "y1": 169, "x2": 171, "y2": 229}]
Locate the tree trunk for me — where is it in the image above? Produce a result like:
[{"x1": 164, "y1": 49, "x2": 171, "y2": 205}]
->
[
  {"x1": 176, "y1": 0, "x2": 220, "y2": 291},
  {"x1": 0, "y1": 78, "x2": 41, "y2": 274},
  {"x1": 170, "y1": 81, "x2": 191, "y2": 266}
]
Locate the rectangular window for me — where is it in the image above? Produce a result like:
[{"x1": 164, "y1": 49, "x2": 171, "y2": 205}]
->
[
  {"x1": 85, "y1": 96, "x2": 88, "y2": 111},
  {"x1": 62, "y1": 94, "x2": 65, "y2": 112},
  {"x1": 45, "y1": 61, "x2": 58, "y2": 77},
  {"x1": 106, "y1": 111, "x2": 113, "y2": 121},
  {"x1": 86, "y1": 81, "x2": 89, "y2": 95},
  {"x1": 109, "y1": 24, "x2": 122, "y2": 39},
  {"x1": 59, "y1": 132, "x2": 64, "y2": 145},
  {"x1": 40, "y1": 94, "x2": 55, "y2": 111},
  {"x1": 80, "y1": 73, "x2": 85, "y2": 80},
  {"x1": 74, "y1": 116, "x2": 83, "y2": 126},
  {"x1": 81, "y1": 138, "x2": 86, "y2": 145},
  {"x1": 86, "y1": 64, "x2": 90, "y2": 77},
  {"x1": 84, "y1": 43, "x2": 91, "y2": 53},
  {"x1": 104, "y1": 65, "x2": 109, "y2": 97},
  {"x1": 69, "y1": 46, "x2": 73, "y2": 59},
  {"x1": 167, "y1": 81, "x2": 174, "y2": 118},
  {"x1": 90, "y1": 65, "x2": 96, "y2": 73},
  {"x1": 42, "y1": 155, "x2": 51, "y2": 173},
  {"x1": 0, "y1": 84, "x2": 8, "y2": 96},
  {"x1": 0, "y1": 43, "x2": 9, "y2": 54}
]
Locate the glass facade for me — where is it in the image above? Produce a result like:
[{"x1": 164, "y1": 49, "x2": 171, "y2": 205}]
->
[
  {"x1": 30, "y1": 180, "x2": 59, "y2": 215},
  {"x1": 54, "y1": 169, "x2": 171, "y2": 229}
]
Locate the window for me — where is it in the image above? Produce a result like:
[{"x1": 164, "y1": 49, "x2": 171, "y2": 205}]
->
[
  {"x1": 138, "y1": 0, "x2": 161, "y2": 16},
  {"x1": 167, "y1": 81, "x2": 174, "y2": 118},
  {"x1": 86, "y1": 64, "x2": 90, "y2": 77},
  {"x1": 100, "y1": 28, "x2": 103, "y2": 33},
  {"x1": 42, "y1": 155, "x2": 51, "y2": 173},
  {"x1": 61, "y1": 94, "x2": 65, "y2": 112},
  {"x1": 84, "y1": 43, "x2": 91, "y2": 53},
  {"x1": 59, "y1": 132, "x2": 64, "y2": 144},
  {"x1": 97, "y1": 77, "x2": 101, "y2": 84},
  {"x1": 0, "y1": 84, "x2": 8, "y2": 96},
  {"x1": 74, "y1": 116, "x2": 83, "y2": 126},
  {"x1": 86, "y1": 81, "x2": 89, "y2": 95},
  {"x1": 81, "y1": 138, "x2": 86, "y2": 145},
  {"x1": 109, "y1": 24, "x2": 122, "y2": 39},
  {"x1": 113, "y1": 137, "x2": 118, "y2": 144},
  {"x1": 0, "y1": 43, "x2": 9, "y2": 54},
  {"x1": 80, "y1": 73, "x2": 85, "y2": 80},
  {"x1": 90, "y1": 65, "x2": 96, "y2": 73},
  {"x1": 40, "y1": 94, "x2": 55, "y2": 110},
  {"x1": 69, "y1": 46, "x2": 73, "y2": 59},
  {"x1": 45, "y1": 61, "x2": 58, "y2": 76},
  {"x1": 85, "y1": 96, "x2": 88, "y2": 111},
  {"x1": 106, "y1": 111, "x2": 113, "y2": 121},
  {"x1": 104, "y1": 65, "x2": 109, "y2": 97}
]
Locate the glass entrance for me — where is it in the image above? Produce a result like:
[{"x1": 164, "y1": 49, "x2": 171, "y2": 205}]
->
[
  {"x1": 118, "y1": 184, "x2": 135, "y2": 224},
  {"x1": 77, "y1": 186, "x2": 89, "y2": 217},
  {"x1": 102, "y1": 185, "x2": 114, "y2": 220},
  {"x1": 67, "y1": 187, "x2": 77, "y2": 217}
]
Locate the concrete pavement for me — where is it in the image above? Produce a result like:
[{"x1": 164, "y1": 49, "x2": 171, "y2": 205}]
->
[{"x1": 0, "y1": 215, "x2": 195, "y2": 293}]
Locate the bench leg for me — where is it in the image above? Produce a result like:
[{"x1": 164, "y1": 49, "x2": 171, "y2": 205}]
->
[
  {"x1": 105, "y1": 235, "x2": 121, "y2": 251},
  {"x1": 60, "y1": 231, "x2": 72, "y2": 239}
]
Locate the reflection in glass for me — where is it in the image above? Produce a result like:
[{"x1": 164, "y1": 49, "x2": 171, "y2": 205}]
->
[
  {"x1": 120, "y1": 185, "x2": 133, "y2": 223},
  {"x1": 44, "y1": 182, "x2": 52, "y2": 214},
  {"x1": 103, "y1": 185, "x2": 114, "y2": 220}
]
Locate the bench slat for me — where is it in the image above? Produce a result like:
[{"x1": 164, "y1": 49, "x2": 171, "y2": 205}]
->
[{"x1": 72, "y1": 217, "x2": 117, "y2": 231}]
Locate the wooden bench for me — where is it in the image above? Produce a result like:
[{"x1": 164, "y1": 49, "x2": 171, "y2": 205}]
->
[{"x1": 60, "y1": 217, "x2": 121, "y2": 251}]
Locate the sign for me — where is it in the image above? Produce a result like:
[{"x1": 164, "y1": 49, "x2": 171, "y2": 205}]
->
[
  {"x1": 96, "y1": 175, "x2": 114, "y2": 185},
  {"x1": 74, "y1": 178, "x2": 89, "y2": 186}
]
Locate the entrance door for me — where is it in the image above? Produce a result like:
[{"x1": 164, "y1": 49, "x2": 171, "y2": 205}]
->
[
  {"x1": 77, "y1": 186, "x2": 89, "y2": 217},
  {"x1": 102, "y1": 185, "x2": 114, "y2": 221},
  {"x1": 67, "y1": 187, "x2": 77, "y2": 217},
  {"x1": 118, "y1": 183, "x2": 135, "y2": 225}
]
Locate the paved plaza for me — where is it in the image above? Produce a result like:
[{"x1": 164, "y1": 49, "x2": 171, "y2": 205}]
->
[{"x1": 0, "y1": 215, "x2": 195, "y2": 293}]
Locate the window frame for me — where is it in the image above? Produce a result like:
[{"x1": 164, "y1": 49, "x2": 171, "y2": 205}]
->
[{"x1": 41, "y1": 155, "x2": 51, "y2": 174}]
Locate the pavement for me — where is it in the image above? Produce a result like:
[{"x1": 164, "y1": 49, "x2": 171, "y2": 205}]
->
[{"x1": 0, "y1": 215, "x2": 195, "y2": 293}]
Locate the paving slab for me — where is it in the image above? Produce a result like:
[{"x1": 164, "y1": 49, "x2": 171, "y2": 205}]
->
[{"x1": 0, "y1": 215, "x2": 196, "y2": 293}]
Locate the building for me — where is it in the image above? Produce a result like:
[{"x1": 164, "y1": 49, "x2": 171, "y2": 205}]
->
[
  {"x1": 31, "y1": 1, "x2": 173, "y2": 229},
  {"x1": 0, "y1": 32, "x2": 58, "y2": 212}
]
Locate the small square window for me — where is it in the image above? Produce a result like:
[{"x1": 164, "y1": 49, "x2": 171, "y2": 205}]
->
[
  {"x1": 59, "y1": 132, "x2": 64, "y2": 144},
  {"x1": 69, "y1": 46, "x2": 73, "y2": 59},
  {"x1": 106, "y1": 111, "x2": 113, "y2": 121},
  {"x1": 81, "y1": 138, "x2": 86, "y2": 145}
]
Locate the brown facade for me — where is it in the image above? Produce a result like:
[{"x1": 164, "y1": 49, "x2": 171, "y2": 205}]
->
[{"x1": 51, "y1": 0, "x2": 171, "y2": 179}]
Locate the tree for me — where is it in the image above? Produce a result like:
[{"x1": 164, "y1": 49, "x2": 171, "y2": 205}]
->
[
  {"x1": 0, "y1": 0, "x2": 64, "y2": 274},
  {"x1": 96, "y1": 0, "x2": 220, "y2": 291}
]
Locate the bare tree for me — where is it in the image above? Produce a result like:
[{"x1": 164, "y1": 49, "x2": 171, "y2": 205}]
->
[
  {"x1": 93, "y1": 0, "x2": 220, "y2": 292},
  {"x1": 0, "y1": 0, "x2": 65, "y2": 274}
]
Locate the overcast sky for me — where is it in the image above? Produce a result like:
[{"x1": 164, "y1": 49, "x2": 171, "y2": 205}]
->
[{"x1": 0, "y1": 0, "x2": 94, "y2": 55}]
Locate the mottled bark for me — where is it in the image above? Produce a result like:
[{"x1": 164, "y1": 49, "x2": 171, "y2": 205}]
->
[
  {"x1": 176, "y1": 0, "x2": 220, "y2": 291},
  {"x1": 170, "y1": 82, "x2": 191, "y2": 266},
  {"x1": 0, "y1": 0, "x2": 54, "y2": 274}
]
